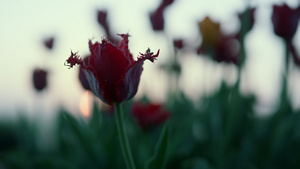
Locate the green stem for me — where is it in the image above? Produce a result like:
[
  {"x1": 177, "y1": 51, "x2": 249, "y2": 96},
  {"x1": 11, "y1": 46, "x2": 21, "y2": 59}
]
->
[
  {"x1": 284, "y1": 40, "x2": 290, "y2": 74},
  {"x1": 234, "y1": 35, "x2": 245, "y2": 90},
  {"x1": 282, "y1": 39, "x2": 290, "y2": 101},
  {"x1": 114, "y1": 102, "x2": 136, "y2": 169}
]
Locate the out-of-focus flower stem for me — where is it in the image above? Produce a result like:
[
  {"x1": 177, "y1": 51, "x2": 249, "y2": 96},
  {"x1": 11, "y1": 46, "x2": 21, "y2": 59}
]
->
[
  {"x1": 235, "y1": 10, "x2": 248, "y2": 89},
  {"x1": 284, "y1": 40, "x2": 290, "y2": 75},
  {"x1": 234, "y1": 33, "x2": 246, "y2": 90},
  {"x1": 282, "y1": 39, "x2": 290, "y2": 100},
  {"x1": 114, "y1": 102, "x2": 136, "y2": 169},
  {"x1": 236, "y1": 36, "x2": 245, "y2": 88}
]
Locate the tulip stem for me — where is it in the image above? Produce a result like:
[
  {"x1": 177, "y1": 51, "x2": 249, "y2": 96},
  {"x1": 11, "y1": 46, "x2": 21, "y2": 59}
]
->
[
  {"x1": 282, "y1": 39, "x2": 289, "y2": 101},
  {"x1": 114, "y1": 102, "x2": 136, "y2": 169}
]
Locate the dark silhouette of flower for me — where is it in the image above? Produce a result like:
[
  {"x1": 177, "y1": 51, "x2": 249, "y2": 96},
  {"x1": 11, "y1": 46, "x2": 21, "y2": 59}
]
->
[
  {"x1": 198, "y1": 17, "x2": 222, "y2": 48},
  {"x1": 271, "y1": 4, "x2": 300, "y2": 41},
  {"x1": 97, "y1": 10, "x2": 117, "y2": 43},
  {"x1": 131, "y1": 102, "x2": 170, "y2": 130},
  {"x1": 197, "y1": 17, "x2": 239, "y2": 64},
  {"x1": 65, "y1": 34, "x2": 159, "y2": 105},
  {"x1": 271, "y1": 4, "x2": 300, "y2": 67},
  {"x1": 213, "y1": 36, "x2": 239, "y2": 64},
  {"x1": 44, "y1": 37, "x2": 55, "y2": 50},
  {"x1": 32, "y1": 69, "x2": 48, "y2": 92},
  {"x1": 149, "y1": 0, "x2": 174, "y2": 31},
  {"x1": 97, "y1": 10, "x2": 109, "y2": 31},
  {"x1": 173, "y1": 39, "x2": 184, "y2": 49},
  {"x1": 150, "y1": 8, "x2": 164, "y2": 31}
]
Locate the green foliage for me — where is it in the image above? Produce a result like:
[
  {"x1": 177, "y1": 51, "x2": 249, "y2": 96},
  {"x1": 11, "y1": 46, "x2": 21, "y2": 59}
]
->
[
  {"x1": 145, "y1": 123, "x2": 169, "y2": 169},
  {"x1": 1, "y1": 84, "x2": 300, "y2": 169}
]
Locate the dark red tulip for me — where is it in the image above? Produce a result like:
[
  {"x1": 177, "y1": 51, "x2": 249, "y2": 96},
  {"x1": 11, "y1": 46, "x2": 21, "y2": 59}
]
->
[
  {"x1": 150, "y1": 8, "x2": 164, "y2": 31},
  {"x1": 131, "y1": 102, "x2": 170, "y2": 130},
  {"x1": 65, "y1": 34, "x2": 159, "y2": 105},
  {"x1": 213, "y1": 36, "x2": 239, "y2": 64},
  {"x1": 97, "y1": 10, "x2": 108, "y2": 30},
  {"x1": 44, "y1": 37, "x2": 54, "y2": 50},
  {"x1": 271, "y1": 4, "x2": 300, "y2": 41},
  {"x1": 173, "y1": 39, "x2": 184, "y2": 49},
  {"x1": 161, "y1": 0, "x2": 174, "y2": 6},
  {"x1": 149, "y1": 0, "x2": 175, "y2": 31},
  {"x1": 32, "y1": 69, "x2": 48, "y2": 92},
  {"x1": 97, "y1": 10, "x2": 117, "y2": 43}
]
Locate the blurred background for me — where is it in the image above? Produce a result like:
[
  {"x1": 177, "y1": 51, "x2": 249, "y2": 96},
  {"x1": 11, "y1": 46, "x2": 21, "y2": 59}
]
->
[
  {"x1": 1, "y1": 0, "x2": 300, "y2": 168},
  {"x1": 1, "y1": 0, "x2": 299, "y2": 118}
]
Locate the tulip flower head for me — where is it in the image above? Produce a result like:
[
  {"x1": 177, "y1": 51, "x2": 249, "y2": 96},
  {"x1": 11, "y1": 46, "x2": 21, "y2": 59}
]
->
[
  {"x1": 97, "y1": 10, "x2": 109, "y2": 32},
  {"x1": 65, "y1": 34, "x2": 159, "y2": 105},
  {"x1": 271, "y1": 4, "x2": 300, "y2": 41},
  {"x1": 198, "y1": 17, "x2": 222, "y2": 48},
  {"x1": 173, "y1": 39, "x2": 184, "y2": 49},
  {"x1": 197, "y1": 17, "x2": 239, "y2": 64},
  {"x1": 32, "y1": 68, "x2": 48, "y2": 92},
  {"x1": 44, "y1": 37, "x2": 55, "y2": 50},
  {"x1": 132, "y1": 102, "x2": 170, "y2": 130},
  {"x1": 149, "y1": 0, "x2": 175, "y2": 31}
]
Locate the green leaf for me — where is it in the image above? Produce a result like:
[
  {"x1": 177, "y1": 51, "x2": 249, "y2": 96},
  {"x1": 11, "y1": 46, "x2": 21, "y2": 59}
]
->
[{"x1": 145, "y1": 123, "x2": 169, "y2": 169}]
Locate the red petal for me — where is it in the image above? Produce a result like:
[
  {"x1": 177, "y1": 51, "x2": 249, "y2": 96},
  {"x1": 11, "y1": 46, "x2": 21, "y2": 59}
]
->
[
  {"x1": 86, "y1": 39, "x2": 131, "y2": 104},
  {"x1": 116, "y1": 49, "x2": 159, "y2": 101},
  {"x1": 83, "y1": 69, "x2": 107, "y2": 103},
  {"x1": 131, "y1": 102, "x2": 170, "y2": 130},
  {"x1": 117, "y1": 34, "x2": 134, "y2": 64}
]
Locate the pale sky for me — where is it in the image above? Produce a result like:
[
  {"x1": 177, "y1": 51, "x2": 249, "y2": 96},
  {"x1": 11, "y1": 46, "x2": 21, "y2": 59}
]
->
[{"x1": 0, "y1": 0, "x2": 299, "y2": 118}]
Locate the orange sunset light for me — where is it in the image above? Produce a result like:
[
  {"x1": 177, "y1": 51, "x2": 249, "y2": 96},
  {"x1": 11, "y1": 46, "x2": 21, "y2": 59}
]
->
[{"x1": 79, "y1": 91, "x2": 92, "y2": 117}]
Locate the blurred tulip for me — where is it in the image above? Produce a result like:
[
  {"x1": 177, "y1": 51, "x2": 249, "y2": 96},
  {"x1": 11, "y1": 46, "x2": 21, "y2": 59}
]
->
[
  {"x1": 97, "y1": 10, "x2": 117, "y2": 43},
  {"x1": 162, "y1": 0, "x2": 174, "y2": 6},
  {"x1": 149, "y1": 0, "x2": 175, "y2": 31},
  {"x1": 271, "y1": 4, "x2": 300, "y2": 67},
  {"x1": 32, "y1": 68, "x2": 48, "y2": 92},
  {"x1": 131, "y1": 102, "x2": 170, "y2": 130},
  {"x1": 173, "y1": 39, "x2": 184, "y2": 49},
  {"x1": 150, "y1": 8, "x2": 164, "y2": 31},
  {"x1": 197, "y1": 17, "x2": 239, "y2": 64},
  {"x1": 198, "y1": 17, "x2": 222, "y2": 48},
  {"x1": 44, "y1": 37, "x2": 55, "y2": 50},
  {"x1": 213, "y1": 36, "x2": 239, "y2": 64},
  {"x1": 97, "y1": 10, "x2": 108, "y2": 31},
  {"x1": 271, "y1": 4, "x2": 300, "y2": 41}
]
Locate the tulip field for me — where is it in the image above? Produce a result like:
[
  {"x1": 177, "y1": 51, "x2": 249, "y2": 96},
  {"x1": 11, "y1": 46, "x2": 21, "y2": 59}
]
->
[{"x1": 1, "y1": 0, "x2": 300, "y2": 169}]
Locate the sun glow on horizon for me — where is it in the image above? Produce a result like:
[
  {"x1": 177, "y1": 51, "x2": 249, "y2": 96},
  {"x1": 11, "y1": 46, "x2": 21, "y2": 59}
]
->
[{"x1": 79, "y1": 91, "x2": 93, "y2": 117}]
